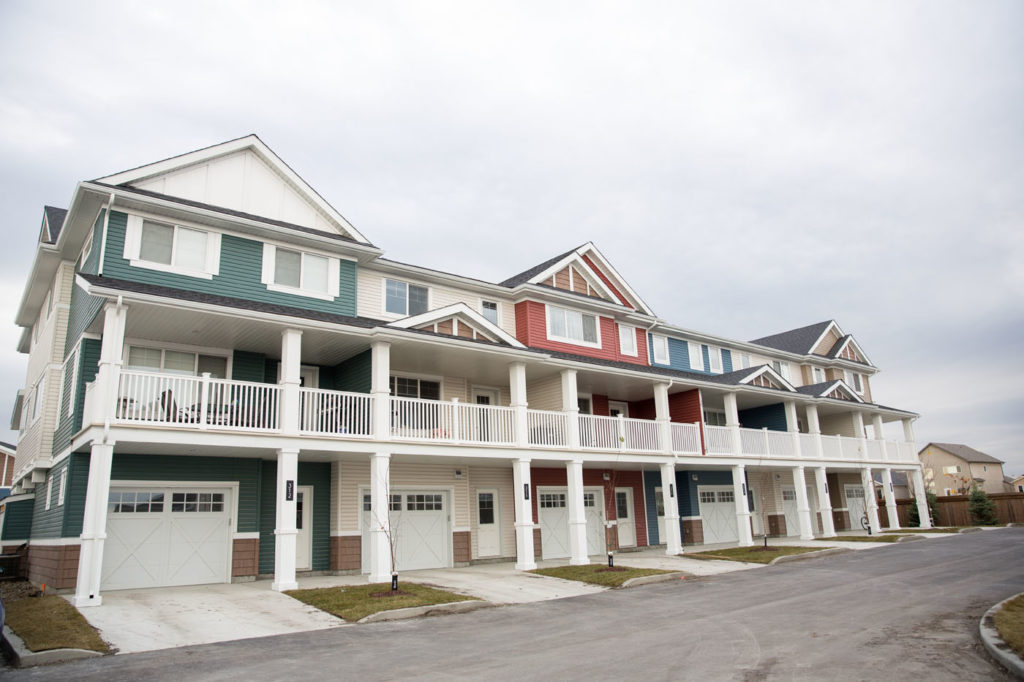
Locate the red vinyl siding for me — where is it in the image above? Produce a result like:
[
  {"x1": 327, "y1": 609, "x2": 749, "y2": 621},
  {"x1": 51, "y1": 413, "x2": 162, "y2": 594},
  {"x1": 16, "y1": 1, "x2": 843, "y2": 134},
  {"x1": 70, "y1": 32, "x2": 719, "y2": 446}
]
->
[
  {"x1": 513, "y1": 300, "x2": 648, "y2": 366},
  {"x1": 591, "y1": 394, "x2": 609, "y2": 417},
  {"x1": 627, "y1": 398, "x2": 656, "y2": 420},
  {"x1": 581, "y1": 254, "x2": 632, "y2": 308},
  {"x1": 669, "y1": 389, "x2": 705, "y2": 452},
  {"x1": 529, "y1": 467, "x2": 648, "y2": 547}
]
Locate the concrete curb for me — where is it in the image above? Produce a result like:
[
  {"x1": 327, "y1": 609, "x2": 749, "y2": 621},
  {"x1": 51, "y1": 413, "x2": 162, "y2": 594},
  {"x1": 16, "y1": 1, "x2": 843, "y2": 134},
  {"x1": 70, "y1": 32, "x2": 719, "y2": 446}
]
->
[
  {"x1": 896, "y1": 534, "x2": 925, "y2": 542},
  {"x1": 1, "y1": 625, "x2": 106, "y2": 668},
  {"x1": 357, "y1": 599, "x2": 494, "y2": 624},
  {"x1": 979, "y1": 593, "x2": 1024, "y2": 679},
  {"x1": 1006, "y1": 523, "x2": 1023, "y2": 528},
  {"x1": 769, "y1": 548, "x2": 851, "y2": 565},
  {"x1": 620, "y1": 572, "x2": 688, "y2": 589},
  {"x1": 960, "y1": 527, "x2": 984, "y2": 533}
]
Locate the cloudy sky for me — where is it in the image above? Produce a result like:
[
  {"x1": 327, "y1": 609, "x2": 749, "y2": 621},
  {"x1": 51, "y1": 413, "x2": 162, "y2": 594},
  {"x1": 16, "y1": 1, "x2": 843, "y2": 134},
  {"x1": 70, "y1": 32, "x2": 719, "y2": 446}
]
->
[{"x1": 1, "y1": 1, "x2": 1021, "y2": 474}]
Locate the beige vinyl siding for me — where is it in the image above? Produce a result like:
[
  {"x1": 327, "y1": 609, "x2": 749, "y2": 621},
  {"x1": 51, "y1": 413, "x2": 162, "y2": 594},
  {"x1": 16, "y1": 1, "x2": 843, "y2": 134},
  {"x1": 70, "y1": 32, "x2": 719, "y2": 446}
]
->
[
  {"x1": 813, "y1": 328, "x2": 841, "y2": 355},
  {"x1": 468, "y1": 466, "x2": 516, "y2": 559},
  {"x1": 835, "y1": 473, "x2": 863, "y2": 508},
  {"x1": 819, "y1": 413, "x2": 858, "y2": 438},
  {"x1": 526, "y1": 374, "x2": 562, "y2": 411},
  {"x1": 749, "y1": 471, "x2": 781, "y2": 515},
  {"x1": 860, "y1": 375, "x2": 873, "y2": 403},
  {"x1": 442, "y1": 377, "x2": 468, "y2": 403}
]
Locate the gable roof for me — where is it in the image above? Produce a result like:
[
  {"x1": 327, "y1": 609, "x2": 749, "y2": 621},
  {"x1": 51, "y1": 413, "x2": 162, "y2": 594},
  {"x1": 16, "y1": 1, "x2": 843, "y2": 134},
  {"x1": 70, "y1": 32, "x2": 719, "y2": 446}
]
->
[
  {"x1": 923, "y1": 443, "x2": 1004, "y2": 465},
  {"x1": 794, "y1": 380, "x2": 864, "y2": 403},
  {"x1": 698, "y1": 365, "x2": 796, "y2": 392},
  {"x1": 95, "y1": 134, "x2": 370, "y2": 244},
  {"x1": 42, "y1": 206, "x2": 68, "y2": 244},
  {"x1": 387, "y1": 303, "x2": 525, "y2": 348},
  {"x1": 500, "y1": 246, "x2": 580, "y2": 288},
  {"x1": 750, "y1": 320, "x2": 834, "y2": 355}
]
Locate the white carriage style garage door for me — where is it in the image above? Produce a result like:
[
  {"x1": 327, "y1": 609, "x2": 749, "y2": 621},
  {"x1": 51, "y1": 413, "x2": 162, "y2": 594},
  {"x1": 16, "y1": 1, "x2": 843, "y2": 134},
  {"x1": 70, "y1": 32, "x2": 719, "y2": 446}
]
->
[
  {"x1": 782, "y1": 485, "x2": 821, "y2": 536},
  {"x1": 102, "y1": 486, "x2": 232, "y2": 591},
  {"x1": 845, "y1": 485, "x2": 868, "y2": 530},
  {"x1": 361, "y1": 490, "x2": 450, "y2": 573},
  {"x1": 698, "y1": 485, "x2": 739, "y2": 545},
  {"x1": 537, "y1": 488, "x2": 605, "y2": 560}
]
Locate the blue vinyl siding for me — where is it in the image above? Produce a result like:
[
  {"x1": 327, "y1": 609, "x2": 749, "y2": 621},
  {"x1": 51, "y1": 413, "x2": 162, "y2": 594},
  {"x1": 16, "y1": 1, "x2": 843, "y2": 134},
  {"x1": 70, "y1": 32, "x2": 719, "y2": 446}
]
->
[
  {"x1": 258, "y1": 460, "x2": 331, "y2": 574},
  {"x1": 738, "y1": 403, "x2": 788, "y2": 431},
  {"x1": 677, "y1": 470, "x2": 734, "y2": 517},
  {"x1": 1, "y1": 499, "x2": 34, "y2": 540},
  {"x1": 648, "y1": 335, "x2": 698, "y2": 372},
  {"x1": 101, "y1": 211, "x2": 358, "y2": 317},
  {"x1": 722, "y1": 349, "x2": 733, "y2": 373},
  {"x1": 643, "y1": 470, "x2": 661, "y2": 545}
]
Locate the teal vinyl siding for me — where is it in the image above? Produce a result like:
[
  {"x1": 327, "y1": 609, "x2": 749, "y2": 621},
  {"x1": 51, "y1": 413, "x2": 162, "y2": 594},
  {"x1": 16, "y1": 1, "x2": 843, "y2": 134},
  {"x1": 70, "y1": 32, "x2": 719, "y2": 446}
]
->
[
  {"x1": 102, "y1": 211, "x2": 358, "y2": 317},
  {"x1": 738, "y1": 403, "x2": 788, "y2": 431},
  {"x1": 28, "y1": 459, "x2": 70, "y2": 539},
  {"x1": 232, "y1": 350, "x2": 267, "y2": 382},
  {"x1": 78, "y1": 211, "x2": 104, "y2": 276},
  {"x1": 722, "y1": 349, "x2": 733, "y2": 373},
  {"x1": 52, "y1": 339, "x2": 101, "y2": 457},
  {"x1": 258, "y1": 460, "x2": 331, "y2": 574},
  {"x1": 61, "y1": 454, "x2": 90, "y2": 537},
  {"x1": 64, "y1": 270, "x2": 104, "y2": 360},
  {"x1": 333, "y1": 350, "x2": 371, "y2": 393},
  {"x1": 1, "y1": 499, "x2": 34, "y2": 540}
]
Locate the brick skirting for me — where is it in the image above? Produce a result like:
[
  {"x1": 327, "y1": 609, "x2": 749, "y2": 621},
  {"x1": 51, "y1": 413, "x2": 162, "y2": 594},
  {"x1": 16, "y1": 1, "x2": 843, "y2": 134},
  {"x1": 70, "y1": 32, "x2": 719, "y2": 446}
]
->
[
  {"x1": 833, "y1": 510, "x2": 849, "y2": 531},
  {"x1": 681, "y1": 518, "x2": 704, "y2": 545},
  {"x1": 533, "y1": 528, "x2": 542, "y2": 558},
  {"x1": 26, "y1": 543, "x2": 80, "y2": 589},
  {"x1": 332, "y1": 535, "x2": 362, "y2": 571},
  {"x1": 232, "y1": 538, "x2": 259, "y2": 577},
  {"x1": 453, "y1": 531, "x2": 471, "y2": 564}
]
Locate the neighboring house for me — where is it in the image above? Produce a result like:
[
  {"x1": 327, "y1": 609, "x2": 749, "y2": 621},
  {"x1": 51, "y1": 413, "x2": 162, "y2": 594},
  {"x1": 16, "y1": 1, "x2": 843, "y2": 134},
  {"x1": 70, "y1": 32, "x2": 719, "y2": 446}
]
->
[
  {"x1": 0, "y1": 442, "x2": 14, "y2": 500},
  {"x1": 1, "y1": 135, "x2": 932, "y2": 607},
  {"x1": 873, "y1": 469, "x2": 911, "y2": 500},
  {"x1": 919, "y1": 443, "x2": 1009, "y2": 495},
  {"x1": 1009, "y1": 475, "x2": 1023, "y2": 493}
]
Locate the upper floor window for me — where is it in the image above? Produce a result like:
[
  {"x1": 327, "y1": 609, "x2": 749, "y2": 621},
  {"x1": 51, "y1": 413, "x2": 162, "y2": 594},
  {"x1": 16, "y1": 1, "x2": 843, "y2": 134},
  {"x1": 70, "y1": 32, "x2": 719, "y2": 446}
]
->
[
  {"x1": 481, "y1": 300, "x2": 499, "y2": 325},
  {"x1": 385, "y1": 279, "x2": 429, "y2": 317},
  {"x1": 618, "y1": 325, "x2": 637, "y2": 356},
  {"x1": 261, "y1": 244, "x2": 340, "y2": 301},
  {"x1": 707, "y1": 345, "x2": 722, "y2": 373},
  {"x1": 547, "y1": 305, "x2": 599, "y2": 347},
  {"x1": 772, "y1": 360, "x2": 791, "y2": 381},
  {"x1": 652, "y1": 335, "x2": 670, "y2": 364},
  {"x1": 688, "y1": 341, "x2": 703, "y2": 370},
  {"x1": 703, "y1": 409, "x2": 727, "y2": 427},
  {"x1": 124, "y1": 215, "x2": 221, "y2": 279},
  {"x1": 733, "y1": 352, "x2": 750, "y2": 370},
  {"x1": 845, "y1": 370, "x2": 864, "y2": 393},
  {"x1": 812, "y1": 366, "x2": 825, "y2": 383}
]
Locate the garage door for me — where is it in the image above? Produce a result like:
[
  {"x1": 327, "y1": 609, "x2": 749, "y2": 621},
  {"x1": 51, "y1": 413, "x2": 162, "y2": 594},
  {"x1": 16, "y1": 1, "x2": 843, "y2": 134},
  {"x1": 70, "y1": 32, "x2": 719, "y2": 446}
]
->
[
  {"x1": 782, "y1": 486, "x2": 820, "y2": 536},
  {"x1": 698, "y1": 486, "x2": 738, "y2": 545},
  {"x1": 537, "y1": 488, "x2": 605, "y2": 560},
  {"x1": 361, "y1": 490, "x2": 450, "y2": 573},
  {"x1": 845, "y1": 485, "x2": 867, "y2": 530},
  {"x1": 102, "y1": 486, "x2": 232, "y2": 591}
]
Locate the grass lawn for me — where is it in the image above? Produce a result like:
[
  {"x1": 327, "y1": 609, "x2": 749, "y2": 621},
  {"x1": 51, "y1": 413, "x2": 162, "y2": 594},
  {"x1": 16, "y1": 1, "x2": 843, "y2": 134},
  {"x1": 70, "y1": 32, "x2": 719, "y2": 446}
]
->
[
  {"x1": 529, "y1": 564, "x2": 674, "y2": 587},
  {"x1": 816, "y1": 534, "x2": 904, "y2": 543},
  {"x1": 2, "y1": 585, "x2": 109, "y2": 653},
  {"x1": 884, "y1": 528, "x2": 966, "y2": 534},
  {"x1": 286, "y1": 582, "x2": 476, "y2": 622},
  {"x1": 686, "y1": 546, "x2": 824, "y2": 564},
  {"x1": 995, "y1": 593, "x2": 1024, "y2": 657}
]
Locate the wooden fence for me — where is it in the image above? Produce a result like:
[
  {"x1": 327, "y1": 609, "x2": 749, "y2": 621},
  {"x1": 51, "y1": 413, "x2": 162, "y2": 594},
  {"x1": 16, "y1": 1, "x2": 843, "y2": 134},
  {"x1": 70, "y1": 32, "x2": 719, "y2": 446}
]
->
[{"x1": 884, "y1": 492, "x2": 1024, "y2": 527}]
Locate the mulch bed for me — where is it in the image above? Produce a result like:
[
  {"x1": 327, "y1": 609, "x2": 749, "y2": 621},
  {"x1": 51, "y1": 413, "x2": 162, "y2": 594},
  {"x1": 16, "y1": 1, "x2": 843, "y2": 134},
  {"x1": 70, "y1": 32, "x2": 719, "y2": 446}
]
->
[{"x1": 0, "y1": 579, "x2": 43, "y2": 602}]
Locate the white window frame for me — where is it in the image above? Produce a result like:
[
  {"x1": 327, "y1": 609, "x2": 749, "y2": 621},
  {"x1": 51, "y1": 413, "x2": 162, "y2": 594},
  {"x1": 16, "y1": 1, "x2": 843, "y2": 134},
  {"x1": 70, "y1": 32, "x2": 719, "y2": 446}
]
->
[
  {"x1": 703, "y1": 408, "x2": 727, "y2": 427},
  {"x1": 651, "y1": 334, "x2": 670, "y2": 364},
  {"x1": 773, "y1": 360, "x2": 791, "y2": 381},
  {"x1": 545, "y1": 305, "x2": 602, "y2": 349},
  {"x1": 618, "y1": 324, "x2": 637, "y2": 357},
  {"x1": 81, "y1": 228, "x2": 94, "y2": 266},
  {"x1": 707, "y1": 345, "x2": 722, "y2": 373},
  {"x1": 382, "y1": 278, "x2": 431, "y2": 318},
  {"x1": 844, "y1": 370, "x2": 864, "y2": 394},
  {"x1": 733, "y1": 352, "x2": 750, "y2": 370},
  {"x1": 480, "y1": 299, "x2": 500, "y2": 326},
  {"x1": 123, "y1": 214, "x2": 222, "y2": 279},
  {"x1": 45, "y1": 474, "x2": 53, "y2": 511},
  {"x1": 688, "y1": 341, "x2": 703, "y2": 371},
  {"x1": 260, "y1": 243, "x2": 340, "y2": 302},
  {"x1": 58, "y1": 468, "x2": 67, "y2": 506},
  {"x1": 30, "y1": 376, "x2": 45, "y2": 425},
  {"x1": 812, "y1": 367, "x2": 825, "y2": 384},
  {"x1": 123, "y1": 342, "x2": 232, "y2": 378},
  {"x1": 608, "y1": 400, "x2": 629, "y2": 418}
]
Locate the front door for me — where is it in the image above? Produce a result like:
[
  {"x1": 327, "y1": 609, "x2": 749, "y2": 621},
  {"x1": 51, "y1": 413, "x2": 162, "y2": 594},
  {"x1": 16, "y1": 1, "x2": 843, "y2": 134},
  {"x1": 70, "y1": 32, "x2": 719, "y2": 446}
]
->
[
  {"x1": 476, "y1": 489, "x2": 501, "y2": 557},
  {"x1": 296, "y1": 486, "x2": 313, "y2": 571},
  {"x1": 615, "y1": 487, "x2": 636, "y2": 547}
]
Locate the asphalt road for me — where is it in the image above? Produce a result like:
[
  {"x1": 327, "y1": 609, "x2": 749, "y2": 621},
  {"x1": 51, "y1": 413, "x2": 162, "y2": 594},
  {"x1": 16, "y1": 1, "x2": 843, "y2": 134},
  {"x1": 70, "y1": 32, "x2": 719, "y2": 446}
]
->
[{"x1": 7, "y1": 529, "x2": 1023, "y2": 681}]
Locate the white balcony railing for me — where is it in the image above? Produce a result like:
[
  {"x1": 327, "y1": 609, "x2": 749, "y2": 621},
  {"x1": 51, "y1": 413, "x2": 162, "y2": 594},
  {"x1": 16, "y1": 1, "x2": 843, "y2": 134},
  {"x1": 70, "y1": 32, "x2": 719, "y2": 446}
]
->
[
  {"x1": 579, "y1": 414, "x2": 622, "y2": 450},
  {"x1": 300, "y1": 388, "x2": 372, "y2": 437},
  {"x1": 527, "y1": 409, "x2": 569, "y2": 448},
  {"x1": 671, "y1": 422, "x2": 702, "y2": 455},
  {"x1": 456, "y1": 402, "x2": 515, "y2": 446},
  {"x1": 704, "y1": 425, "x2": 734, "y2": 455}
]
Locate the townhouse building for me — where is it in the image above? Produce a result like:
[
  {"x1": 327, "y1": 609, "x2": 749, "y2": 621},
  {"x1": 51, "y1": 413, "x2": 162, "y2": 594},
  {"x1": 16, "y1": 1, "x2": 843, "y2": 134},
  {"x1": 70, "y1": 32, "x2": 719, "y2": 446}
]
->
[{"x1": 0, "y1": 135, "x2": 931, "y2": 607}]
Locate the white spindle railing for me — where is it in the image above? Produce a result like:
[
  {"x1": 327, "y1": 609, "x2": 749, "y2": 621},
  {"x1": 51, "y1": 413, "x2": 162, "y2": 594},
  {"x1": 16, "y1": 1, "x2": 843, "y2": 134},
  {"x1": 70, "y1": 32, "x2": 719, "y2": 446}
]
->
[
  {"x1": 670, "y1": 422, "x2": 702, "y2": 454},
  {"x1": 821, "y1": 434, "x2": 843, "y2": 460},
  {"x1": 739, "y1": 428, "x2": 769, "y2": 456},
  {"x1": 299, "y1": 388, "x2": 372, "y2": 437},
  {"x1": 527, "y1": 409, "x2": 569, "y2": 448},
  {"x1": 578, "y1": 414, "x2": 622, "y2": 450},
  {"x1": 841, "y1": 437, "x2": 863, "y2": 460},
  {"x1": 701, "y1": 425, "x2": 731, "y2": 455},
  {"x1": 390, "y1": 396, "x2": 456, "y2": 442},
  {"x1": 799, "y1": 433, "x2": 820, "y2": 459},
  {"x1": 765, "y1": 430, "x2": 795, "y2": 457},
  {"x1": 622, "y1": 417, "x2": 660, "y2": 452},
  {"x1": 865, "y1": 440, "x2": 885, "y2": 461},
  {"x1": 455, "y1": 402, "x2": 515, "y2": 445}
]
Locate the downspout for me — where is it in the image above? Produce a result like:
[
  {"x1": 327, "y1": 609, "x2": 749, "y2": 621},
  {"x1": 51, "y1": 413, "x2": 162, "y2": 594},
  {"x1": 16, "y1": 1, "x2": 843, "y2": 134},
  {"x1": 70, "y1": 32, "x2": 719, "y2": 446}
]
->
[{"x1": 97, "y1": 193, "x2": 114, "y2": 276}]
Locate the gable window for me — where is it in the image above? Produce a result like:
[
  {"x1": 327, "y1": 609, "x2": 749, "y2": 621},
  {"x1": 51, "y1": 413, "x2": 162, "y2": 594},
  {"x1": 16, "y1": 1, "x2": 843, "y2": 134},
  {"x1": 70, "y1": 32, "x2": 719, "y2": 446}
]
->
[
  {"x1": 385, "y1": 279, "x2": 429, "y2": 317},
  {"x1": 688, "y1": 341, "x2": 703, "y2": 370},
  {"x1": 481, "y1": 300, "x2": 499, "y2": 325},
  {"x1": 546, "y1": 305, "x2": 599, "y2": 347},
  {"x1": 618, "y1": 325, "x2": 637, "y2": 356},
  {"x1": 261, "y1": 244, "x2": 340, "y2": 301},
  {"x1": 126, "y1": 345, "x2": 228, "y2": 378},
  {"x1": 651, "y1": 335, "x2": 670, "y2": 364},
  {"x1": 707, "y1": 346, "x2": 722, "y2": 373},
  {"x1": 124, "y1": 215, "x2": 221, "y2": 279},
  {"x1": 812, "y1": 367, "x2": 825, "y2": 383}
]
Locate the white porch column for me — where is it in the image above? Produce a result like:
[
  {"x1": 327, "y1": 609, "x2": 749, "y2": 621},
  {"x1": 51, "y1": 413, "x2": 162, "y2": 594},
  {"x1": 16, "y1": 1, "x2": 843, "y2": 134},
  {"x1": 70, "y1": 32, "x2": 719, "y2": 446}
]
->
[
  {"x1": 512, "y1": 458, "x2": 536, "y2": 570},
  {"x1": 660, "y1": 463, "x2": 682, "y2": 555},
  {"x1": 72, "y1": 441, "x2": 115, "y2": 607},
  {"x1": 724, "y1": 392, "x2": 742, "y2": 456},
  {"x1": 272, "y1": 448, "x2": 300, "y2": 591},
  {"x1": 911, "y1": 468, "x2": 933, "y2": 529},
  {"x1": 880, "y1": 467, "x2": 900, "y2": 530},
  {"x1": 509, "y1": 362, "x2": 529, "y2": 448},
  {"x1": 93, "y1": 302, "x2": 128, "y2": 423},
  {"x1": 784, "y1": 400, "x2": 802, "y2": 459},
  {"x1": 791, "y1": 466, "x2": 815, "y2": 540},
  {"x1": 566, "y1": 458, "x2": 589, "y2": 564},
  {"x1": 860, "y1": 466, "x2": 881, "y2": 534},
  {"x1": 731, "y1": 464, "x2": 754, "y2": 546},
  {"x1": 371, "y1": 341, "x2": 391, "y2": 440},
  {"x1": 279, "y1": 329, "x2": 303, "y2": 436},
  {"x1": 902, "y1": 418, "x2": 916, "y2": 444},
  {"x1": 806, "y1": 404, "x2": 824, "y2": 459},
  {"x1": 561, "y1": 369, "x2": 580, "y2": 450},
  {"x1": 368, "y1": 451, "x2": 393, "y2": 582},
  {"x1": 871, "y1": 414, "x2": 886, "y2": 441},
  {"x1": 815, "y1": 466, "x2": 836, "y2": 537},
  {"x1": 654, "y1": 382, "x2": 673, "y2": 454}
]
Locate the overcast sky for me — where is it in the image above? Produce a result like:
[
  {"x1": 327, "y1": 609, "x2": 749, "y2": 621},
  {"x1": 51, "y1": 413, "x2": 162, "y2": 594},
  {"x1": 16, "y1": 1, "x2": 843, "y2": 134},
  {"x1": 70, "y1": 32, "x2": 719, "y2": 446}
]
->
[{"x1": 0, "y1": 1, "x2": 1021, "y2": 475}]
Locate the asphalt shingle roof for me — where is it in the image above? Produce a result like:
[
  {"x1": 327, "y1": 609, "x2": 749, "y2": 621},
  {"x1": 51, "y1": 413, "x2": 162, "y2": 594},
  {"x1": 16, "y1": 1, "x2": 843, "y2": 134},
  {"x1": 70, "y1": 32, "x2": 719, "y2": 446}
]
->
[
  {"x1": 750, "y1": 320, "x2": 833, "y2": 355},
  {"x1": 43, "y1": 206, "x2": 68, "y2": 243},
  {"x1": 925, "y1": 443, "x2": 1004, "y2": 465},
  {"x1": 499, "y1": 246, "x2": 582, "y2": 288}
]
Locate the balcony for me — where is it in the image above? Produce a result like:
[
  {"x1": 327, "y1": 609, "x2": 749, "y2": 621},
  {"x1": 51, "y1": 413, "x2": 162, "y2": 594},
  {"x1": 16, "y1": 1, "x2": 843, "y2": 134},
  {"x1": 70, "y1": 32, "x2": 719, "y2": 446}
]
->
[{"x1": 91, "y1": 371, "x2": 917, "y2": 465}]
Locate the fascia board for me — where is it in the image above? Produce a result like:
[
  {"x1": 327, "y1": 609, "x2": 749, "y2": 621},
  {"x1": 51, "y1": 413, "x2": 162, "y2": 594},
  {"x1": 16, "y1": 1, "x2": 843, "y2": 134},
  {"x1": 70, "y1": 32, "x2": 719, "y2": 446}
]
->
[
  {"x1": 579, "y1": 244, "x2": 656, "y2": 316},
  {"x1": 370, "y1": 328, "x2": 541, "y2": 360},
  {"x1": 526, "y1": 251, "x2": 620, "y2": 303}
]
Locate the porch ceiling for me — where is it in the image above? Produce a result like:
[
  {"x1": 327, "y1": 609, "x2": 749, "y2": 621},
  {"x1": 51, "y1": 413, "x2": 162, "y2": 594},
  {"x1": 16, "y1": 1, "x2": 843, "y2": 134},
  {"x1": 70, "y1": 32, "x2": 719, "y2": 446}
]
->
[{"x1": 388, "y1": 336, "x2": 542, "y2": 388}]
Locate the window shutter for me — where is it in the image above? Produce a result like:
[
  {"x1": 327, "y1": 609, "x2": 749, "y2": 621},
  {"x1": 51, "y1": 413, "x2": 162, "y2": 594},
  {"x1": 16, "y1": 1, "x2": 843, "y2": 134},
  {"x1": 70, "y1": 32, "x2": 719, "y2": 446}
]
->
[{"x1": 123, "y1": 214, "x2": 144, "y2": 260}]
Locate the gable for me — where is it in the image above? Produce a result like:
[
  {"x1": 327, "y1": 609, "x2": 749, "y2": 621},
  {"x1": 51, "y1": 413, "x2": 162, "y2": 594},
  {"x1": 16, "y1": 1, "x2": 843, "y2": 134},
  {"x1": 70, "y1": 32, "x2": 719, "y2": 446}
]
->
[
  {"x1": 416, "y1": 316, "x2": 498, "y2": 343},
  {"x1": 390, "y1": 302, "x2": 524, "y2": 348},
  {"x1": 749, "y1": 373, "x2": 783, "y2": 390},
  {"x1": 540, "y1": 263, "x2": 613, "y2": 302},
  {"x1": 96, "y1": 136, "x2": 368, "y2": 243},
  {"x1": 824, "y1": 386, "x2": 856, "y2": 401},
  {"x1": 812, "y1": 325, "x2": 842, "y2": 355}
]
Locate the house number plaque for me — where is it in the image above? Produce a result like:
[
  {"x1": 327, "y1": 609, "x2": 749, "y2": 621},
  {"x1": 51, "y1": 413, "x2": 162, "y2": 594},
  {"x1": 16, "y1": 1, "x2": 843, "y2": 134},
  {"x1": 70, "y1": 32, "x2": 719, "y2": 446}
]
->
[{"x1": 286, "y1": 480, "x2": 294, "y2": 501}]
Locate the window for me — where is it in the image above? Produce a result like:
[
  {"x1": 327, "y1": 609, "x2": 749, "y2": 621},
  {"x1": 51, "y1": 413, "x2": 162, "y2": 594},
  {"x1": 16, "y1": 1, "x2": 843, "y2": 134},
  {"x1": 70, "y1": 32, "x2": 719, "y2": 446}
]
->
[
  {"x1": 618, "y1": 325, "x2": 637, "y2": 356},
  {"x1": 707, "y1": 346, "x2": 722, "y2": 373},
  {"x1": 109, "y1": 491, "x2": 166, "y2": 513},
  {"x1": 389, "y1": 376, "x2": 440, "y2": 400},
  {"x1": 30, "y1": 376, "x2": 45, "y2": 424},
  {"x1": 478, "y1": 492, "x2": 495, "y2": 524},
  {"x1": 733, "y1": 352, "x2": 750, "y2": 370},
  {"x1": 772, "y1": 360, "x2": 791, "y2": 381},
  {"x1": 782, "y1": 489, "x2": 797, "y2": 501},
  {"x1": 406, "y1": 494, "x2": 443, "y2": 511},
  {"x1": 583, "y1": 492, "x2": 596, "y2": 508},
  {"x1": 688, "y1": 341, "x2": 703, "y2": 371},
  {"x1": 58, "y1": 468, "x2": 67, "y2": 506},
  {"x1": 654, "y1": 489, "x2": 665, "y2": 516},
  {"x1": 942, "y1": 465, "x2": 961, "y2": 475},
  {"x1": 717, "y1": 490, "x2": 734, "y2": 503},
  {"x1": 123, "y1": 215, "x2": 220, "y2": 278},
  {"x1": 845, "y1": 370, "x2": 864, "y2": 393},
  {"x1": 385, "y1": 279, "x2": 429, "y2": 316},
  {"x1": 703, "y1": 409, "x2": 727, "y2": 427},
  {"x1": 171, "y1": 491, "x2": 224, "y2": 513},
  {"x1": 261, "y1": 244, "x2": 339, "y2": 300},
  {"x1": 126, "y1": 346, "x2": 228, "y2": 378},
  {"x1": 616, "y1": 491, "x2": 629, "y2": 518},
  {"x1": 547, "y1": 305, "x2": 599, "y2": 347},
  {"x1": 45, "y1": 474, "x2": 53, "y2": 511},
  {"x1": 812, "y1": 367, "x2": 825, "y2": 383},
  {"x1": 699, "y1": 490, "x2": 716, "y2": 504},
  {"x1": 481, "y1": 301, "x2": 499, "y2": 325},
  {"x1": 651, "y1": 335, "x2": 670, "y2": 364},
  {"x1": 540, "y1": 492, "x2": 566, "y2": 508}
]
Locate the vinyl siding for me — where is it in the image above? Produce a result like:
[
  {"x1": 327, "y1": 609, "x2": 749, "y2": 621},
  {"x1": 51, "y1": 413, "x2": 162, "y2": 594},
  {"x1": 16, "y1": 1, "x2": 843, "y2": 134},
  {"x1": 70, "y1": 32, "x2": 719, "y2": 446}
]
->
[
  {"x1": 526, "y1": 373, "x2": 563, "y2": 412},
  {"x1": 52, "y1": 339, "x2": 100, "y2": 456},
  {"x1": 64, "y1": 268, "x2": 105, "y2": 358},
  {"x1": 334, "y1": 350, "x2": 371, "y2": 393},
  {"x1": 819, "y1": 413, "x2": 857, "y2": 438},
  {"x1": 813, "y1": 328, "x2": 841, "y2": 355},
  {"x1": 579, "y1": 254, "x2": 631, "y2": 307},
  {"x1": 232, "y1": 350, "x2": 267, "y2": 382},
  {"x1": 1, "y1": 499, "x2": 34, "y2": 540},
  {"x1": 258, "y1": 460, "x2": 331, "y2": 574},
  {"x1": 647, "y1": 335, "x2": 696, "y2": 372},
  {"x1": 78, "y1": 211, "x2": 105, "y2": 276},
  {"x1": 468, "y1": 466, "x2": 515, "y2": 559},
  {"x1": 102, "y1": 211, "x2": 358, "y2": 317},
  {"x1": 738, "y1": 403, "x2": 788, "y2": 431},
  {"x1": 28, "y1": 459, "x2": 70, "y2": 539},
  {"x1": 514, "y1": 301, "x2": 648, "y2": 365}
]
